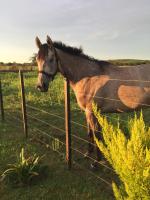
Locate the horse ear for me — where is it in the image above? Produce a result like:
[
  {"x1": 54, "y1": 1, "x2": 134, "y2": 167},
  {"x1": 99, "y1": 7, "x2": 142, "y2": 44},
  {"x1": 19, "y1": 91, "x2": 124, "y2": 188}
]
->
[
  {"x1": 47, "y1": 35, "x2": 53, "y2": 47},
  {"x1": 35, "y1": 36, "x2": 41, "y2": 49}
]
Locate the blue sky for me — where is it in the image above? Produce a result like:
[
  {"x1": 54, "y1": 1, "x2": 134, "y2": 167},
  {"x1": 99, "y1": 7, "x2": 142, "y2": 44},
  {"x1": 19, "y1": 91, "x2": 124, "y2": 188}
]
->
[{"x1": 0, "y1": 0, "x2": 150, "y2": 63}]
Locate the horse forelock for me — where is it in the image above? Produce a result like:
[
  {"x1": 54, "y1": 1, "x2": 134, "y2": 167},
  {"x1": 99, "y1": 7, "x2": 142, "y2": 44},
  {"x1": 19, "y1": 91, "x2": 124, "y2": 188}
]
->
[{"x1": 37, "y1": 44, "x2": 49, "y2": 59}]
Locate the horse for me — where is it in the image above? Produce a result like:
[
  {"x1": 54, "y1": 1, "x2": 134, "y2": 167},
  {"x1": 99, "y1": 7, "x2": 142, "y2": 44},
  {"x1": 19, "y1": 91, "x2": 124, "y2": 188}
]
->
[{"x1": 35, "y1": 35, "x2": 150, "y2": 167}]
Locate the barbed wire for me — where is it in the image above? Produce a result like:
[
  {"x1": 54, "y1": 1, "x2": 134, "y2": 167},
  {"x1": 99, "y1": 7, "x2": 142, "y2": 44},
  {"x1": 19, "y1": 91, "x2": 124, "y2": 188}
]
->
[
  {"x1": 4, "y1": 96, "x2": 150, "y2": 165},
  {"x1": 2, "y1": 83, "x2": 150, "y2": 128},
  {"x1": 26, "y1": 103, "x2": 127, "y2": 128},
  {"x1": 26, "y1": 129, "x2": 66, "y2": 157},
  {"x1": 4, "y1": 101, "x2": 149, "y2": 192},
  {"x1": 5, "y1": 108, "x2": 95, "y2": 149},
  {"x1": 25, "y1": 111, "x2": 97, "y2": 147},
  {"x1": 5, "y1": 100, "x2": 150, "y2": 156},
  {"x1": 6, "y1": 108, "x2": 113, "y2": 172},
  {"x1": 26, "y1": 104, "x2": 87, "y2": 128},
  {"x1": 24, "y1": 72, "x2": 150, "y2": 108},
  {"x1": 0, "y1": 113, "x2": 116, "y2": 189},
  {"x1": 1, "y1": 71, "x2": 150, "y2": 108},
  {"x1": 32, "y1": 127, "x2": 66, "y2": 147},
  {"x1": 26, "y1": 113, "x2": 66, "y2": 134},
  {"x1": 25, "y1": 102, "x2": 133, "y2": 136},
  {"x1": 1, "y1": 71, "x2": 150, "y2": 194},
  {"x1": 26, "y1": 103, "x2": 127, "y2": 133},
  {"x1": 27, "y1": 119, "x2": 114, "y2": 171},
  {"x1": 72, "y1": 160, "x2": 112, "y2": 188},
  {"x1": 71, "y1": 146, "x2": 114, "y2": 172},
  {"x1": 2, "y1": 78, "x2": 150, "y2": 158},
  {"x1": 26, "y1": 97, "x2": 149, "y2": 125},
  {"x1": 30, "y1": 128, "x2": 113, "y2": 188},
  {"x1": 32, "y1": 126, "x2": 114, "y2": 171}
]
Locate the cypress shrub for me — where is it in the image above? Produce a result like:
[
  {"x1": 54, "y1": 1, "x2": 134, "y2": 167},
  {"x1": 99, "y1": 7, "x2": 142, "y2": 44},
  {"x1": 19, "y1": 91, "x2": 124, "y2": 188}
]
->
[{"x1": 93, "y1": 104, "x2": 150, "y2": 200}]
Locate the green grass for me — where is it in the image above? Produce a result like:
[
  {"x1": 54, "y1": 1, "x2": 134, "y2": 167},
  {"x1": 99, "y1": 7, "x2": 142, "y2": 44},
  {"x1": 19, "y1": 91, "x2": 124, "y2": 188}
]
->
[
  {"x1": 0, "y1": 71, "x2": 149, "y2": 199},
  {"x1": 0, "y1": 122, "x2": 114, "y2": 200}
]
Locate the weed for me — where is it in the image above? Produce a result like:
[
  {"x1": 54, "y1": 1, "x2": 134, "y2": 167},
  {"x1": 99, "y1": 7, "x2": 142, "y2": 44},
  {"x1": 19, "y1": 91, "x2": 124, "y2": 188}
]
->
[{"x1": 1, "y1": 148, "x2": 49, "y2": 186}]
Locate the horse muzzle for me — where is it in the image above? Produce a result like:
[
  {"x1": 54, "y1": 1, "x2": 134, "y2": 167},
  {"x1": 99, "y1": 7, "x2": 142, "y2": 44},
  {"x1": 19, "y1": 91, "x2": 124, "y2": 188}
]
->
[{"x1": 36, "y1": 83, "x2": 48, "y2": 92}]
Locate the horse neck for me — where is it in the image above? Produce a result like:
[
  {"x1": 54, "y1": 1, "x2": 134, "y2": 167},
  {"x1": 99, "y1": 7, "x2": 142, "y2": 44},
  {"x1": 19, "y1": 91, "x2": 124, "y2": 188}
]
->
[{"x1": 56, "y1": 49, "x2": 103, "y2": 83}]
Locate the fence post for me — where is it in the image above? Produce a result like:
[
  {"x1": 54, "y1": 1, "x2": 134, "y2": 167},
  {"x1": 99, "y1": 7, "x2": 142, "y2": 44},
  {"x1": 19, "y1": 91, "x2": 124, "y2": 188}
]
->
[
  {"x1": 19, "y1": 71, "x2": 28, "y2": 138},
  {"x1": 0, "y1": 79, "x2": 4, "y2": 121},
  {"x1": 64, "y1": 78, "x2": 72, "y2": 169}
]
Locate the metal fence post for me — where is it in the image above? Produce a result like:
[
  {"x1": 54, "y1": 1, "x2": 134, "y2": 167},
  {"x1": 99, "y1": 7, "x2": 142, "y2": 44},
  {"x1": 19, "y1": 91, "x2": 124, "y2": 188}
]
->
[
  {"x1": 19, "y1": 70, "x2": 28, "y2": 138},
  {"x1": 0, "y1": 79, "x2": 4, "y2": 121},
  {"x1": 64, "y1": 78, "x2": 72, "y2": 169}
]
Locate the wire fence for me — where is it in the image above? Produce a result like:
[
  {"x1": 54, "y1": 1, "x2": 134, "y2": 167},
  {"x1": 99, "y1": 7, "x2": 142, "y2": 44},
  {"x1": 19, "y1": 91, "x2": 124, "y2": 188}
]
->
[
  {"x1": 7, "y1": 106, "x2": 114, "y2": 172},
  {"x1": 4, "y1": 109, "x2": 114, "y2": 188},
  {"x1": 0, "y1": 71, "x2": 150, "y2": 192}
]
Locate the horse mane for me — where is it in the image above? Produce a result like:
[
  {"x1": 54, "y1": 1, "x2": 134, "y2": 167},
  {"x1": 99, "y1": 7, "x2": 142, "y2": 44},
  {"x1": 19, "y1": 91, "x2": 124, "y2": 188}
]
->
[
  {"x1": 53, "y1": 41, "x2": 111, "y2": 66},
  {"x1": 53, "y1": 41, "x2": 83, "y2": 56},
  {"x1": 38, "y1": 41, "x2": 111, "y2": 66}
]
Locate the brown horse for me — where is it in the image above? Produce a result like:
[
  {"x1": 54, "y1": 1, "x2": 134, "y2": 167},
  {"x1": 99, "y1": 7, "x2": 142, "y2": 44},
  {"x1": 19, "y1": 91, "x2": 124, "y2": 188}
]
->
[{"x1": 35, "y1": 35, "x2": 150, "y2": 166}]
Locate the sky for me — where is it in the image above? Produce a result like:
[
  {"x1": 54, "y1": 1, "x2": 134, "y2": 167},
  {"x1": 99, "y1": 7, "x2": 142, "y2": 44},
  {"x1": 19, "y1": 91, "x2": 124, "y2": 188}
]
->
[{"x1": 0, "y1": 0, "x2": 150, "y2": 63}]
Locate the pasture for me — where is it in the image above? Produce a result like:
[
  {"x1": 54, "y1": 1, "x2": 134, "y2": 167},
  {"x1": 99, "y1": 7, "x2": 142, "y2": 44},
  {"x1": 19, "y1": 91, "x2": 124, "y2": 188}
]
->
[{"x1": 0, "y1": 70, "x2": 150, "y2": 199}]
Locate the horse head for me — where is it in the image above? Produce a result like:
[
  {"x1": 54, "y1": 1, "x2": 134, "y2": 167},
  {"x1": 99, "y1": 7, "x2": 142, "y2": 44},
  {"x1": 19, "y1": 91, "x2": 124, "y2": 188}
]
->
[{"x1": 35, "y1": 35, "x2": 58, "y2": 92}]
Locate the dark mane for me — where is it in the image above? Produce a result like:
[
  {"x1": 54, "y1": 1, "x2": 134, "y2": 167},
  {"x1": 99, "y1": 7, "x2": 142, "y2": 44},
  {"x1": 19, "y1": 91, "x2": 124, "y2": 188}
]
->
[
  {"x1": 53, "y1": 41, "x2": 111, "y2": 66},
  {"x1": 38, "y1": 41, "x2": 111, "y2": 66},
  {"x1": 53, "y1": 41, "x2": 83, "y2": 56}
]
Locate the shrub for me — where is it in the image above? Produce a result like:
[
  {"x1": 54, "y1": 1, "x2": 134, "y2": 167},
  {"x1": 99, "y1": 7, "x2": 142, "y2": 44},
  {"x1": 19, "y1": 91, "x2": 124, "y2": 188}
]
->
[
  {"x1": 93, "y1": 104, "x2": 150, "y2": 200},
  {"x1": 1, "y1": 148, "x2": 48, "y2": 186}
]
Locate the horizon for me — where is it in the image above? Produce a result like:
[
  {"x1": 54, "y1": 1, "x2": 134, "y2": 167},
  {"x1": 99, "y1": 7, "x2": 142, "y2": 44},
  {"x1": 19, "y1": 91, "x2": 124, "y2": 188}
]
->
[{"x1": 0, "y1": 0, "x2": 150, "y2": 63}]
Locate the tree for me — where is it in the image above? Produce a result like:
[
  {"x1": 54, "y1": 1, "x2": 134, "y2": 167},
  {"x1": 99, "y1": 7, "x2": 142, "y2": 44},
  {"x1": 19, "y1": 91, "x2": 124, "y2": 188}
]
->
[{"x1": 29, "y1": 53, "x2": 37, "y2": 66}]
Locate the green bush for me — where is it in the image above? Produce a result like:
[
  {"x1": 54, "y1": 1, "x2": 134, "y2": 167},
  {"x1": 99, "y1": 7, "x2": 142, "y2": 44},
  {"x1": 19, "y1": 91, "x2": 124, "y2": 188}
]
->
[
  {"x1": 93, "y1": 104, "x2": 150, "y2": 200},
  {"x1": 1, "y1": 148, "x2": 48, "y2": 186}
]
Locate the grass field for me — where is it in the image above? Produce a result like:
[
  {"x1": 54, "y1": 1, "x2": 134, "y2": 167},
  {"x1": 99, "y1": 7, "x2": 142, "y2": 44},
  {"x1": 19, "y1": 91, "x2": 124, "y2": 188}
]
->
[{"x1": 0, "y1": 70, "x2": 150, "y2": 200}]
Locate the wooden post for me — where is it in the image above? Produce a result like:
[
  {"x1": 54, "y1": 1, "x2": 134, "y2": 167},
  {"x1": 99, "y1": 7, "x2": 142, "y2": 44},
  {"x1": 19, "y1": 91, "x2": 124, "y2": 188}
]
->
[
  {"x1": 19, "y1": 71, "x2": 28, "y2": 138},
  {"x1": 0, "y1": 79, "x2": 4, "y2": 121},
  {"x1": 64, "y1": 78, "x2": 72, "y2": 169}
]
